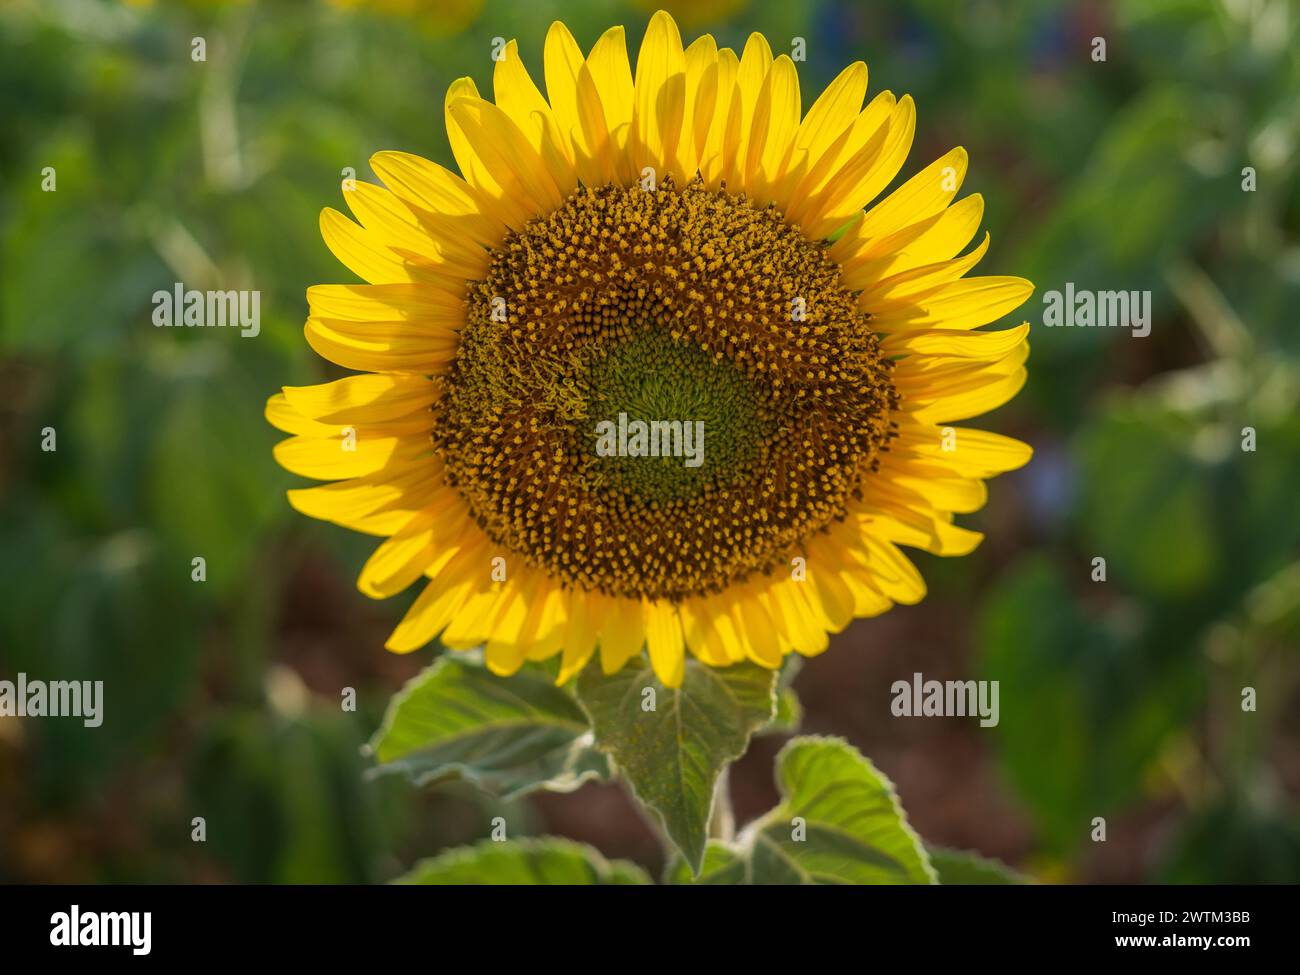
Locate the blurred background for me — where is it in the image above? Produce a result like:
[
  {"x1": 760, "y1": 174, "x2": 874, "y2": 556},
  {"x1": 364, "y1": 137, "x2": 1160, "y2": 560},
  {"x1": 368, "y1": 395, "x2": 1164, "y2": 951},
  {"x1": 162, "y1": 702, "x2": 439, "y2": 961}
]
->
[{"x1": 2, "y1": 0, "x2": 1298, "y2": 883}]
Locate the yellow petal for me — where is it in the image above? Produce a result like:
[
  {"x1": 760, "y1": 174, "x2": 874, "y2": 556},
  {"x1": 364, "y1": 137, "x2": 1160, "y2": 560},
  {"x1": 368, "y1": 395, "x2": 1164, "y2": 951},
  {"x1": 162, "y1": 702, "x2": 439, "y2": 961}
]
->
[
  {"x1": 842, "y1": 572, "x2": 894, "y2": 616},
  {"x1": 319, "y1": 208, "x2": 454, "y2": 287},
  {"x1": 285, "y1": 463, "x2": 433, "y2": 529},
  {"x1": 441, "y1": 581, "x2": 507, "y2": 648},
  {"x1": 494, "y1": 40, "x2": 555, "y2": 151},
  {"x1": 804, "y1": 545, "x2": 855, "y2": 633},
  {"x1": 804, "y1": 95, "x2": 915, "y2": 240},
  {"x1": 857, "y1": 147, "x2": 968, "y2": 243},
  {"x1": 774, "y1": 60, "x2": 867, "y2": 207},
  {"x1": 678, "y1": 597, "x2": 732, "y2": 666},
  {"x1": 483, "y1": 571, "x2": 543, "y2": 673},
  {"x1": 599, "y1": 594, "x2": 645, "y2": 674},
  {"x1": 448, "y1": 97, "x2": 564, "y2": 217},
  {"x1": 730, "y1": 586, "x2": 783, "y2": 668},
  {"x1": 274, "y1": 432, "x2": 426, "y2": 480},
  {"x1": 808, "y1": 533, "x2": 901, "y2": 614},
  {"x1": 444, "y1": 78, "x2": 537, "y2": 229},
  {"x1": 881, "y1": 320, "x2": 1029, "y2": 359},
  {"x1": 559, "y1": 591, "x2": 605, "y2": 683},
  {"x1": 266, "y1": 393, "x2": 340, "y2": 437},
  {"x1": 872, "y1": 276, "x2": 1034, "y2": 332},
  {"x1": 357, "y1": 505, "x2": 447, "y2": 598},
  {"x1": 573, "y1": 59, "x2": 617, "y2": 186},
  {"x1": 586, "y1": 26, "x2": 635, "y2": 182},
  {"x1": 766, "y1": 577, "x2": 830, "y2": 657},
  {"x1": 304, "y1": 317, "x2": 458, "y2": 373},
  {"x1": 905, "y1": 363, "x2": 1030, "y2": 424},
  {"x1": 696, "y1": 591, "x2": 748, "y2": 663},
  {"x1": 644, "y1": 599, "x2": 686, "y2": 687},
  {"x1": 853, "y1": 504, "x2": 986, "y2": 558},
  {"x1": 894, "y1": 425, "x2": 1034, "y2": 476},
  {"x1": 494, "y1": 39, "x2": 578, "y2": 195},
  {"x1": 282, "y1": 372, "x2": 438, "y2": 424},
  {"x1": 891, "y1": 466, "x2": 989, "y2": 513},
  {"x1": 676, "y1": 33, "x2": 718, "y2": 180},
  {"x1": 343, "y1": 181, "x2": 486, "y2": 279},
  {"x1": 787, "y1": 89, "x2": 894, "y2": 222},
  {"x1": 858, "y1": 537, "x2": 927, "y2": 604},
  {"x1": 696, "y1": 48, "x2": 739, "y2": 189},
  {"x1": 306, "y1": 282, "x2": 464, "y2": 325},
  {"x1": 632, "y1": 10, "x2": 686, "y2": 177},
  {"x1": 914, "y1": 519, "x2": 983, "y2": 557},
  {"x1": 386, "y1": 533, "x2": 494, "y2": 652},
  {"x1": 836, "y1": 193, "x2": 985, "y2": 285},
  {"x1": 726, "y1": 32, "x2": 773, "y2": 189},
  {"x1": 369, "y1": 150, "x2": 504, "y2": 248},
  {"x1": 544, "y1": 21, "x2": 585, "y2": 153},
  {"x1": 520, "y1": 584, "x2": 569, "y2": 663},
  {"x1": 745, "y1": 54, "x2": 800, "y2": 202},
  {"x1": 862, "y1": 233, "x2": 990, "y2": 307}
]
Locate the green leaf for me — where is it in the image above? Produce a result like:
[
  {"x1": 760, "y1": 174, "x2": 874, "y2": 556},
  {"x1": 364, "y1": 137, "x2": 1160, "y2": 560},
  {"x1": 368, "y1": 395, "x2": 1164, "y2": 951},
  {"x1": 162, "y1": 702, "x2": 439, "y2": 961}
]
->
[
  {"x1": 368, "y1": 653, "x2": 608, "y2": 799},
  {"x1": 760, "y1": 654, "x2": 804, "y2": 734},
  {"x1": 575, "y1": 656, "x2": 777, "y2": 874},
  {"x1": 670, "y1": 737, "x2": 936, "y2": 884},
  {"x1": 764, "y1": 686, "x2": 803, "y2": 734},
  {"x1": 743, "y1": 736, "x2": 936, "y2": 884},
  {"x1": 928, "y1": 847, "x2": 1023, "y2": 885},
  {"x1": 395, "y1": 838, "x2": 651, "y2": 885},
  {"x1": 665, "y1": 841, "x2": 747, "y2": 885}
]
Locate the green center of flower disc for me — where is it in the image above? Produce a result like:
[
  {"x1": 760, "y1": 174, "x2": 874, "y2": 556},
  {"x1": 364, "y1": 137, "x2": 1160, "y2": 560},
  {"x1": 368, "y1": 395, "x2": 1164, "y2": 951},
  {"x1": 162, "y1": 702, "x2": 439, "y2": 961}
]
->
[
  {"x1": 436, "y1": 176, "x2": 899, "y2": 602},
  {"x1": 580, "y1": 329, "x2": 765, "y2": 506}
]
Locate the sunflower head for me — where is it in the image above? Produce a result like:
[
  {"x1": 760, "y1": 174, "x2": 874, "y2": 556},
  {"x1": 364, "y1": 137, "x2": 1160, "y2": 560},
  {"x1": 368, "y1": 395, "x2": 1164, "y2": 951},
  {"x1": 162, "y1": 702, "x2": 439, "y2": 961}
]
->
[{"x1": 268, "y1": 10, "x2": 1034, "y2": 688}]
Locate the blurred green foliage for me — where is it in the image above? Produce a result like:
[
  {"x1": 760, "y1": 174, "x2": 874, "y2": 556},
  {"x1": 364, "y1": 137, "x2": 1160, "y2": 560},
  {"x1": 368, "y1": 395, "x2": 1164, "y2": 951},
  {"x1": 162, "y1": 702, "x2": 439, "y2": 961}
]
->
[{"x1": 1, "y1": 0, "x2": 1298, "y2": 883}]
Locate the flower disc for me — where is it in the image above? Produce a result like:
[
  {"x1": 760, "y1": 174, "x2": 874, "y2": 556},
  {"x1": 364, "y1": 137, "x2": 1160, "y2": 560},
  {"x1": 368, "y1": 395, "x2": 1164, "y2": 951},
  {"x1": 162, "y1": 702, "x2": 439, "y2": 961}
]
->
[{"x1": 439, "y1": 176, "x2": 899, "y2": 601}]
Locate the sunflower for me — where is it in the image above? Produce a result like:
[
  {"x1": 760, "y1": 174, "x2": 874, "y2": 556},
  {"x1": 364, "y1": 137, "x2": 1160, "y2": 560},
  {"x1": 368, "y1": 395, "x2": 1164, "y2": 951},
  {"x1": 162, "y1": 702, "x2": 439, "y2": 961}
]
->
[{"x1": 267, "y1": 10, "x2": 1033, "y2": 688}]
